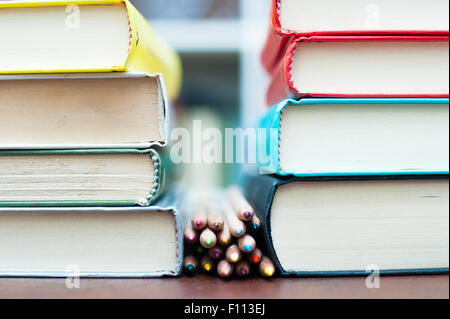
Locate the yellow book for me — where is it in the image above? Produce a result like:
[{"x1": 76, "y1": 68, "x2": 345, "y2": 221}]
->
[{"x1": 0, "y1": 0, "x2": 182, "y2": 100}]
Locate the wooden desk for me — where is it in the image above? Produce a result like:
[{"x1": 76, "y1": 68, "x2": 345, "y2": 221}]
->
[{"x1": 0, "y1": 275, "x2": 448, "y2": 299}]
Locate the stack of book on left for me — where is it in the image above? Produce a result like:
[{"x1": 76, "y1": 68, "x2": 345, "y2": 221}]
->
[{"x1": 0, "y1": 1, "x2": 183, "y2": 278}]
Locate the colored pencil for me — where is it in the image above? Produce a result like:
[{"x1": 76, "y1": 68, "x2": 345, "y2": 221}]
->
[
  {"x1": 209, "y1": 246, "x2": 224, "y2": 260},
  {"x1": 259, "y1": 257, "x2": 275, "y2": 278},
  {"x1": 217, "y1": 219, "x2": 232, "y2": 247},
  {"x1": 248, "y1": 215, "x2": 261, "y2": 233},
  {"x1": 247, "y1": 248, "x2": 263, "y2": 265},
  {"x1": 183, "y1": 256, "x2": 198, "y2": 274},
  {"x1": 194, "y1": 245, "x2": 205, "y2": 255},
  {"x1": 235, "y1": 260, "x2": 251, "y2": 277},
  {"x1": 184, "y1": 226, "x2": 198, "y2": 244},
  {"x1": 201, "y1": 255, "x2": 216, "y2": 273},
  {"x1": 192, "y1": 201, "x2": 208, "y2": 231},
  {"x1": 199, "y1": 228, "x2": 217, "y2": 249},
  {"x1": 227, "y1": 186, "x2": 254, "y2": 221},
  {"x1": 217, "y1": 260, "x2": 233, "y2": 278},
  {"x1": 207, "y1": 202, "x2": 225, "y2": 232},
  {"x1": 225, "y1": 244, "x2": 242, "y2": 264},
  {"x1": 238, "y1": 234, "x2": 256, "y2": 253},
  {"x1": 222, "y1": 199, "x2": 246, "y2": 238}
]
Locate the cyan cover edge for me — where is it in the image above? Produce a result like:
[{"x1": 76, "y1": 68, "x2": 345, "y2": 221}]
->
[{"x1": 258, "y1": 99, "x2": 290, "y2": 174}]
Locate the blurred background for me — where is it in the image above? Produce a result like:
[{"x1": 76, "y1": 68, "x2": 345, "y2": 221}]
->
[{"x1": 131, "y1": 0, "x2": 271, "y2": 189}]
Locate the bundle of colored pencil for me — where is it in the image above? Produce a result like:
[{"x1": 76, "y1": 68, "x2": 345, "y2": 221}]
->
[{"x1": 182, "y1": 186, "x2": 276, "y2": 279}]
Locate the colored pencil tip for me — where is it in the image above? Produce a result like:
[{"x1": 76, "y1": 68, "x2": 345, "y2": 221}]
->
[
  {"x1": 188, "y1": 235, "x2": 195, "y2": 241},
  {"x1": 204, "y1": 264, "x2": 212, "y2": 272},
  {"x1": 252, "y1": 223, "x2": 258, "y2": 230},
  {"x1": 205, "y1": 238, "x2": 213, "y2": 246},
  {"x1": 251, "y1": 255, "x2": 260, "y2": 263},
  {"x1": 195, "y1": 220, "x2": 203, "y2": 227},
  {"x1": 186, "y1": 264, "x2": 194, "y2": 272},
  {"x1": 230, "y1": 253, "x2": 240, "y2": 262},
  {"x1": 240, "y1": 268, "x2": 248, "y2": 276},
  {"x1": 243, "y1": 244, "x2": 253, "y2": 252},
  {"x1": 243, "y1": 211, "x2": 252, "y2": 219},
  {"x1": 264, "y1": 267, "x2": 275, "y2": 277},
  {"x1": 196, "y1": 247, "x2": 203, "y2": 254},
  {"x1": 214, "y1": 222, "x2": 221, "y2": 228},
  {"x1": 221, "y1": 239, "x2": 230, "y2": 245},
  {"x1": 235, "y1": 228, "x2": 243, "y2": 235},
  {"x1": 213, "y1": 251, "x2": 221, "y2": 258}
]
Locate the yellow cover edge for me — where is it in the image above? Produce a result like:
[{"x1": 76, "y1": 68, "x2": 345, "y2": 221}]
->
[
  {"x1": 123, "y1": 1, "x2": 182, "y2": 99},
  {"x1": 0, "y1": 1, "x2": 124, "y2": 8}
]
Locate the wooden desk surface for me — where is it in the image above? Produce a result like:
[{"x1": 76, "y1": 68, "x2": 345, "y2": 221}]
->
[{"x1": 0, "y1": 275, "x2": 448, "y2": 299}]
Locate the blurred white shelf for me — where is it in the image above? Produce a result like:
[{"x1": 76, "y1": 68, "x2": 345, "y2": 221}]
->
[{"x1": 149, "y1": 19, "x2": 243, "y2": 53}]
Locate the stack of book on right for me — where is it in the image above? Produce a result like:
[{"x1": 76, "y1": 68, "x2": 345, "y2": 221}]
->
[{"x1": 247, "y1": 0, "x2": 450, "y2": 276}]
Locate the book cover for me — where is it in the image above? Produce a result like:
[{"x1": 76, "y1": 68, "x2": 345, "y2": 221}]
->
[
  {"x1": 262, "y1": 0, "x2": 450, "y2": 73},
  {"x1": 0, "y1": 0, "x2": 182, "y2": 100},
  {"x1": 259, "y1": 98, "x2": 450, "y2": 177},
  {"x1": 0, "y1": 148, "x2": 168, "y2": 207},
  {"x1": 245, "y1": 173, "x2": 449, "y2": 276},
  {"x1": 266, "y1": 36, "x2": 449, "y2": 106},
  {"x1": 0, "y1": 190, "x2": 184, "y2": 278},
  {"x1": 0, "y1": 72, "x2": 170, "y2": 150}
]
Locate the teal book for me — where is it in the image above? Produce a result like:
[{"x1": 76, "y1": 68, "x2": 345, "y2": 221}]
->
[
  {"x1": 258, "y1": 98, "x2": 449, "y2": 176},
  {"x1": 245, "y1": 173, "x2": 449, "y2": 276},
  {"x1": 0, "y1": 148, "x2": 168, "y2": 207}
]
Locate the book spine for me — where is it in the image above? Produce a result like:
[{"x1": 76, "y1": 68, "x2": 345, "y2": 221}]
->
[
  {"x1": 266, "y1": 39, "x2": 297, "y2": 106},
  {"x1": 244, "y1": 174, "x2": 287, "y2": 275},
  {"x1": 261, "y1": 0, "x2": 294, "y2": 75},
  {"x1": 153, "y1": 189, "x2": 186, "y2": 277},
  {"x1": 258, "y1": 100, "x2": 289, "y2": 175},
  {"x1": 124, "y1": 1, "x2": 182, "y2": 100}
]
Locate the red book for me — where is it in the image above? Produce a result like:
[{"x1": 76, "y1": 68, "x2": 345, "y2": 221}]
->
[
  {"x1": 266, "y1": 36, "x2": 449, "y2": 106},
  {"x1": 262, "y1": 0, "x2": 450, "y2": 74}
]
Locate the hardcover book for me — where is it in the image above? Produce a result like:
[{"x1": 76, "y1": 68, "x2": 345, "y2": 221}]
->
[
  {"x1": 245, "y1": 173, "x2": 449, "y2": 276},
  {"x1": 262, "y1": 0, "x2": 450, "y2": 73},
  {"x1": 0, "y1": 73, "x2": 169, "y2": 150},
  {"x1": 259, "y1": 98, "x2": 449, "y2": 177},
  {"x1": 0, "y1": 0, "x2": 182, "y2": 99},
  {"x1": 0, "y1": 193, "x2": 183, "y2": 278},
  {"x1": 266, "y1": 36, "x2": 449, "y2": 106},
  {"x1": 0, "y1": 149, "x2": 167, "y2": 207}
]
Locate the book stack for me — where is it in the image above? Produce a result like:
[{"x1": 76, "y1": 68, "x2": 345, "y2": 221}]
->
[
  {"x1": 0, "y1": 1, "x2": 183, "y2": 278},
  {"x1": 247, "y1": 0, "x2": 449, "y2": 276}
]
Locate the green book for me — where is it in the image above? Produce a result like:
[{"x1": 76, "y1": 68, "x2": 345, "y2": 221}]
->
[{"x1": 0, "y1": 149, "x2": 167, "y2": 207}]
